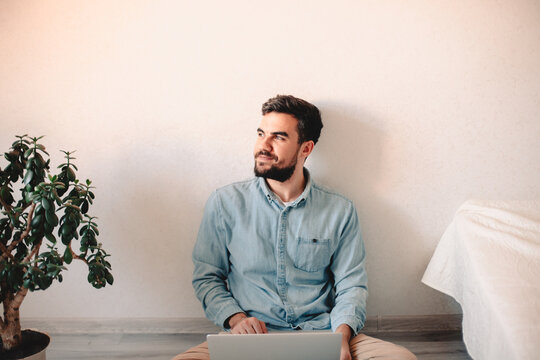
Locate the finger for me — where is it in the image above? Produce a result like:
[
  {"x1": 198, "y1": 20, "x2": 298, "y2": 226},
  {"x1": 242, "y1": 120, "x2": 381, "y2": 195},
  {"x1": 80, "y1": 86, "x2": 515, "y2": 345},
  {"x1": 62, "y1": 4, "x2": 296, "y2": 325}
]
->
[
  {"x1": 230, "y1": 322, "x2": 243, "y2": 334},
  {"x1": 260, "y1": 321, "x2": 268, "y2": 333},
  {"x1": 232, "y1": 327, "x2": 244, "y2": 335},
  {"x1": 245, "y1": 324, "x2": 257, "y2": 334},
  {"x1": 252, "y1": 320, "x2": 264, "y2": 334},
  {"x1": 243, "y1": 320, "x2": 257, "y2": 334},
  {"x1": 232, "y1": 321, "x2": 247, "y2": 334}
]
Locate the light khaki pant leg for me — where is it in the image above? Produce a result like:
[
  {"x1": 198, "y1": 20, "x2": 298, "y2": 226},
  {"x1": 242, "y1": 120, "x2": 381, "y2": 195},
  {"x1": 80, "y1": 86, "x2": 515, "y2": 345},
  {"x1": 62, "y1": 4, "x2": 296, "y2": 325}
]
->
[
  {"x1": 171, "y1": 341, "x2": 210, "y2": 360},
  {"x1": 171, "y1": 334, "x2": 416, "y2": 360},
  {"x1": 350, "y1": 334, "x2": 417, "y2": 360}
]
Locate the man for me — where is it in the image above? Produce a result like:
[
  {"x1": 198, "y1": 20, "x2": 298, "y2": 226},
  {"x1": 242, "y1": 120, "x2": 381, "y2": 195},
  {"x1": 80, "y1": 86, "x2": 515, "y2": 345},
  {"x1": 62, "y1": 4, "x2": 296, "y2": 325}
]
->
[{"x1": 173, "y1": 95, "x2": 416, "y2": 360}]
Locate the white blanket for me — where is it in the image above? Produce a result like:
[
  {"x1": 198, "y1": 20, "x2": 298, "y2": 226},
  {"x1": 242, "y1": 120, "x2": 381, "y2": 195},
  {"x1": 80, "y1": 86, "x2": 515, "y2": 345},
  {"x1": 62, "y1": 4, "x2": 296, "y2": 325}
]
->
[{"x1": 422, "y1": 200, "x2": 540, "y2": 360}]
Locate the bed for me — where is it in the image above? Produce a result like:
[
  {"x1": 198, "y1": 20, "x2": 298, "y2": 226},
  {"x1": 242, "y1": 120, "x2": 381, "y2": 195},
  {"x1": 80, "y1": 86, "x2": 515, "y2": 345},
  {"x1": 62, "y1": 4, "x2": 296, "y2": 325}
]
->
[{"x1": 422, "y1": 200, "x2": 540, "y2": 359}]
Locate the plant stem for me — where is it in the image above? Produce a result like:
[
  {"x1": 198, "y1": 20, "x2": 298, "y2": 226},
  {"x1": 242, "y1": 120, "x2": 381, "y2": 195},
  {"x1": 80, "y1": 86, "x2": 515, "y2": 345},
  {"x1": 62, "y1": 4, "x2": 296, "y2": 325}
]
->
[
  {"x1": 0, "y1": 243, "x2": 15, "y2": 260},
  {"x1": 68, "y1": 243, "x2": 88, "y2": 265},
  {"x1": 0, "y1": 287, "x2": 29, "y2": 350},
  {"x1": 22, "y1": 238, "x2": 42, "y2": 263},
  {"x1": 0, "y1": 196, "x2": 12, "y2": 213},
  {"x1": 0, "y1": 203, "x2": 37, "y2": 262}
]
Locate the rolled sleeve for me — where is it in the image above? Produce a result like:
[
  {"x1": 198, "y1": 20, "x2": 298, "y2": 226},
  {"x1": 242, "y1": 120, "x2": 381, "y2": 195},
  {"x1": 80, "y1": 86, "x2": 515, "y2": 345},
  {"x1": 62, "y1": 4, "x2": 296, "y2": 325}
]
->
[
  {"x1": 192, "y1": 191, "x2": 244, "y2": 328},
  {"x1": 329, "y1": 202, "x2": 368, "y2": 335}
]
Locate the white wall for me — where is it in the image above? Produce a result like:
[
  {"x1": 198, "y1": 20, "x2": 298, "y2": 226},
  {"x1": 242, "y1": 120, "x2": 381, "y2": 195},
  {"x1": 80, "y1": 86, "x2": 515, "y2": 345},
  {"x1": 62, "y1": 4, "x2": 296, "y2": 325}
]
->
[{"x1": 1, "y1": 0, "x2": 539, "y2": 319}]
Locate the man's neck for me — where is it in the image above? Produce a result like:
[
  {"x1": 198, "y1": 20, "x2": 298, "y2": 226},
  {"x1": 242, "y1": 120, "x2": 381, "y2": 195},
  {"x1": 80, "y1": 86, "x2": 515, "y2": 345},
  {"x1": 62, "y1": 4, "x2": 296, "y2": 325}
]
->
[{"x1": 266, "y1": 166, "x2": 306, "y2": 203}]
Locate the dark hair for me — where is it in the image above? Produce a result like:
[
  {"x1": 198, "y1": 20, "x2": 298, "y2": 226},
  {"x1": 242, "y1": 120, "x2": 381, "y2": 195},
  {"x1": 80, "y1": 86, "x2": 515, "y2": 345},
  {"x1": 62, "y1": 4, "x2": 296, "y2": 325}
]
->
[{"x1": 261, "y1": 95, "x2": 323, "y2": 144}]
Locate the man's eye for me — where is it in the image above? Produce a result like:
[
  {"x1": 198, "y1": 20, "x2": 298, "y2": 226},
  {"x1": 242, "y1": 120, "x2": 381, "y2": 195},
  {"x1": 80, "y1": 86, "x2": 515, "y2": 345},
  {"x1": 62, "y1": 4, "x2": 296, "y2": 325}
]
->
[
  {"x1": 257, "y1": 132, "x2": 264, "y2": 137},
  {"x1": 275, "y1": 136, "x2": 283, "y2": 141}
]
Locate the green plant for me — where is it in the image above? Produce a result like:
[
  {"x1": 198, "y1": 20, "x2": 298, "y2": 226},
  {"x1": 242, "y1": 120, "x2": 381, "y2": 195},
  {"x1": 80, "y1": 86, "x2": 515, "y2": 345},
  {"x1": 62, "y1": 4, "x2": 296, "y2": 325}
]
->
[{"x1": 0, "y1": 135, "x2": 113, "y2": 352}]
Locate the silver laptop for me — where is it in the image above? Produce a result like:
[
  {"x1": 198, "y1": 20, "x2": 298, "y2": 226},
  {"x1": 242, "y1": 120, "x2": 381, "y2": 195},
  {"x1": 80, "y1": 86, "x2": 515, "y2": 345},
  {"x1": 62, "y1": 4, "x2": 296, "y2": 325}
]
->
[{"x1": 207, "y1": 331, "x2": 342, "y2": 360}]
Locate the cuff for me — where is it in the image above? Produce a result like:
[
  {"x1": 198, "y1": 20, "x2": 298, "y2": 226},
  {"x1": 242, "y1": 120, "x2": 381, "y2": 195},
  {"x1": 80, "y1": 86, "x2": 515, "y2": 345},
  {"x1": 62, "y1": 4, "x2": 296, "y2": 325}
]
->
[
  {"x1": 216, "y1": 302, "x2": 245, "y2": 329},
  {"x1": 331, "y1": 315, "x2": 364, "y2": 335}
]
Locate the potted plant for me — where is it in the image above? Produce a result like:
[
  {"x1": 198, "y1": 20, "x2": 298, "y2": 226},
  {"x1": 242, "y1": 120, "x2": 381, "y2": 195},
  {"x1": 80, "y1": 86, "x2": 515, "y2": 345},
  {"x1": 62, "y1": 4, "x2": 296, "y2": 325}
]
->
[{"x1": 0, "y1": 135, "x2": 113, "y2": 359}]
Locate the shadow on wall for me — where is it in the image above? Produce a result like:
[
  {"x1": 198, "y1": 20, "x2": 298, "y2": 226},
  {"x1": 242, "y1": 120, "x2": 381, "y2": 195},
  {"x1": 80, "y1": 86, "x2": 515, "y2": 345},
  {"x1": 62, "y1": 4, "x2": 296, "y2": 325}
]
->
[
  {"x1": 309, "y1": 102, "x2": 448, "y2": 315},
  {"x1": 311, "y1": 103, "x2": 383, "y2": 193}
]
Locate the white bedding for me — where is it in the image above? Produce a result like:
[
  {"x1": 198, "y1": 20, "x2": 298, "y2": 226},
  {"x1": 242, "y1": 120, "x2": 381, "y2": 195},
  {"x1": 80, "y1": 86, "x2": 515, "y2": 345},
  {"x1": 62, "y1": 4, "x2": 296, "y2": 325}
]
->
[{"x1": 422, "y1": 200, "x2": 540, "y2": 360}]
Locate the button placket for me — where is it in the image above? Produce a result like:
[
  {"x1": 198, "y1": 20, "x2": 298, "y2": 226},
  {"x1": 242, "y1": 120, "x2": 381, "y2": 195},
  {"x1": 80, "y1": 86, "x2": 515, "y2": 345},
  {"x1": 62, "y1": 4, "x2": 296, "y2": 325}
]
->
[
  {"x1": 276, "y1": 209, "x2": 287, "y2": 299},
  {"x1": 276, "y1": 208, "x2": 296, "y2": 324}
]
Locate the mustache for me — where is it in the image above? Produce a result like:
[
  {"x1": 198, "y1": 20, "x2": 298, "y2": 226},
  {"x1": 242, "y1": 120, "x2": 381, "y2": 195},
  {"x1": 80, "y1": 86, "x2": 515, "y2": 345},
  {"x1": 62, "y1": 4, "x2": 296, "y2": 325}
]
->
[{"x1": 255, "y1": 150, "x2": 277, "y2": 160}]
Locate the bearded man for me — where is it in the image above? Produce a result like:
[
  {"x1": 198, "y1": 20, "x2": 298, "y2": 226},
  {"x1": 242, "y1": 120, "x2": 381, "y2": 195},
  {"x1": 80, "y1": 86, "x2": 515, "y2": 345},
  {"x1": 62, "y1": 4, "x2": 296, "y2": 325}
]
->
[{"x1": 173, "y1": 95, "x2": 416, "y2": 360}]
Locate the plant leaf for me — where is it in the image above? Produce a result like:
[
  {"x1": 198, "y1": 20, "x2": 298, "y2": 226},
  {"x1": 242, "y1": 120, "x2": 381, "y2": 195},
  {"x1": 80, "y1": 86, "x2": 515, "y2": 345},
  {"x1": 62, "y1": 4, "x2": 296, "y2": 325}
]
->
[
  {"x1": 67, "y1": 167, "x2": 76, "y2": 181},
  {"x1": 45, "y1": 210, "x2": 59, "y2": 226},
  {"x1": 23, "y1": 170, "x2": 34, "y2": 186},
  {"x1": 81, "y1": 201, "x2": 89, "y2": 214},
  {"x1": 45, "y1": 233, "x2": 56, "y2": 243},
  {"x1": 64, "y1": 247, "x2": 73, "y2": 264},
  {"x1": 41, "y1": 197, "x2": 50, "y2": 210},
  {"x1": 24, "y1": 148, "x2": 33, "y2": 159},
  {"x1": 105, "y1": 273, "x2": 114, "y2": 285}
]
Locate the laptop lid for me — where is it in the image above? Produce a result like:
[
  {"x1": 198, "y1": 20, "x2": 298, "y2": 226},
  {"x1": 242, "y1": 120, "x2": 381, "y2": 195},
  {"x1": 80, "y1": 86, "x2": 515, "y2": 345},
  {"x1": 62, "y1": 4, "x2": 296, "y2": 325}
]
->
[{"x1": 207, "y1": 331, "x2": 342, "y2": 360}]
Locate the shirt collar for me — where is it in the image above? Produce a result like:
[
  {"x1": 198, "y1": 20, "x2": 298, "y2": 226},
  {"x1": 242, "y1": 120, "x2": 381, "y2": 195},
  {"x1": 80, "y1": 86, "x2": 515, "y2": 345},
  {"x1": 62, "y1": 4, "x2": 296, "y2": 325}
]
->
[{"x1": 259, "y1": 168, "x2": 312, "y2": 208}]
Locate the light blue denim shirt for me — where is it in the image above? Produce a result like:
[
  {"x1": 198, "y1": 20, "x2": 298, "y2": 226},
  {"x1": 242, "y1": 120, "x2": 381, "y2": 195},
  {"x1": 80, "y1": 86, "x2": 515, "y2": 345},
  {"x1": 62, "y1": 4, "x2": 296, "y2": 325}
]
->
[{"x1": 192, "y1": 169, "x2": 368, "y2": 334}]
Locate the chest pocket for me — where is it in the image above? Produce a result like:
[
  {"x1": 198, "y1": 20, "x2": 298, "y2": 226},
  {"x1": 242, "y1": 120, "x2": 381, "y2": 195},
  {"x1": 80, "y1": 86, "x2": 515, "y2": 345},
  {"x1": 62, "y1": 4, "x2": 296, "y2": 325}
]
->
[{"x1": 293, "y1": 237, "x2": 331, "y2": 272}]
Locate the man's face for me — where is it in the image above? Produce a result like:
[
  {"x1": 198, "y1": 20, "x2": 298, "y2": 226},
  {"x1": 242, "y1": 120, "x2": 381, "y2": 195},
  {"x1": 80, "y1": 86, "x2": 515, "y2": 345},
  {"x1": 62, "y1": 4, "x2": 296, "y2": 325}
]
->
[{"x1": 254, "y1": 112, "x2": 303, "y2": 182}]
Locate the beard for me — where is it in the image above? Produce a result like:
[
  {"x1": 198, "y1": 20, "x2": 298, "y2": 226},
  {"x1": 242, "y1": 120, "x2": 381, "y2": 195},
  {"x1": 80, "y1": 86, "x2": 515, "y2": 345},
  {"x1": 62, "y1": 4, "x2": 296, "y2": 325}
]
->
[{"x1": 254, "y1": 151, "x2": 297, "y2": 182}]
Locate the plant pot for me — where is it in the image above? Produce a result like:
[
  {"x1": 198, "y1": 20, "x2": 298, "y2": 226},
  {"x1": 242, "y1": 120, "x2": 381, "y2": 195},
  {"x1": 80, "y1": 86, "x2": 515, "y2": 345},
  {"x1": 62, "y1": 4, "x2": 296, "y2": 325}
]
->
[{"x1": 0, "y1": 330, "x2": 50, "y2": 360}]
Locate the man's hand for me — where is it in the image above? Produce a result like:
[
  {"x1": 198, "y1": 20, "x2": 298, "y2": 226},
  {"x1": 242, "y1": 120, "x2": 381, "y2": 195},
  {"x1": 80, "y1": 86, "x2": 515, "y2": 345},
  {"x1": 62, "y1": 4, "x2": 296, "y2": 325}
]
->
[
  {"x1": 335, "y1": 324, "x2": 353, "y2": 360},
  {"x1": 227, "y1": 312, "x2": 268, "y2": 334}
]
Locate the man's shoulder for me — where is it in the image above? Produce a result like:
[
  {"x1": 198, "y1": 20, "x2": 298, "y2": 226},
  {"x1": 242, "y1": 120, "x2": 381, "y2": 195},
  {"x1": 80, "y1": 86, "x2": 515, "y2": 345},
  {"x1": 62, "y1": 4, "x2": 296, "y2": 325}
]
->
[
  {"x1": 310, "y1": 181, "x2": 354, "y2": 206},
  {"x1": 213, "y1": 177, "x2": 260, "y2": 199},
  {"x1": 308, "y1": 182, "x2": 359, "y2": 222},
  {"x1": 216, "y1": 177, "x2": 259, "y2": 192}
]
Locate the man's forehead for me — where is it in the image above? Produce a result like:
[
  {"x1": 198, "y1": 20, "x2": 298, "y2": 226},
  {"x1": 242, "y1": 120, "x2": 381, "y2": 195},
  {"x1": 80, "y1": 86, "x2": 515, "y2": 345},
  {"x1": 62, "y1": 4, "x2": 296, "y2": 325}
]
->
[{"x1": 259, "y1": 112, "x2": 299, "y2": 134}]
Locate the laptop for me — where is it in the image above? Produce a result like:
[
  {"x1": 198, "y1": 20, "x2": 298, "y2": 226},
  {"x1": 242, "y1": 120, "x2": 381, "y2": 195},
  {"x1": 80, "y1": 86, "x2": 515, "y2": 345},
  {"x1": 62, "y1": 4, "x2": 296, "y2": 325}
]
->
[{"x1": 207, "y1": 331, "x2": 342, "y2": 360}]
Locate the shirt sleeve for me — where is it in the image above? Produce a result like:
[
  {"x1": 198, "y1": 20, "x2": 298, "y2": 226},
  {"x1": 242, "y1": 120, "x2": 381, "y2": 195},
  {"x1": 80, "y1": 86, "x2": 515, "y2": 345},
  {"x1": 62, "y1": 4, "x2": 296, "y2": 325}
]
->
[
  {"x1": 329, "y1": 202, "x2": 368, "y2": 335},
  {"x1": 192, "y1": 191, "x2": 244, "y2": 328}
]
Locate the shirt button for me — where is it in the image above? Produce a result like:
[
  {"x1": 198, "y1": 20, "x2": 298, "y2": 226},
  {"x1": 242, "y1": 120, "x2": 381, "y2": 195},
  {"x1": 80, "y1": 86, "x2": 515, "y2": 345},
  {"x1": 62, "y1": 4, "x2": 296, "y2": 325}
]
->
[{"x1": 312, "y1": 239, "x2": 318, "y2": 243}]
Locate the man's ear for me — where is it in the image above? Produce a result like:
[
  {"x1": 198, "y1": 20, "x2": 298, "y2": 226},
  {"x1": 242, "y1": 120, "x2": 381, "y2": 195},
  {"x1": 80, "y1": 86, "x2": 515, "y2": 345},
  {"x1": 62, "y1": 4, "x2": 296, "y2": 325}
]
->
[{"x1": 301, "y1": 140, "x2": 315, "y2": 160}]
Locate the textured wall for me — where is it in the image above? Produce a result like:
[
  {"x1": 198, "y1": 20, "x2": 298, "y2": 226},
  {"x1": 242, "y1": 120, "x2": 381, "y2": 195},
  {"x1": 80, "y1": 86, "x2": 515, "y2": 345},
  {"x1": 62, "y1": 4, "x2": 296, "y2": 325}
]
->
[{"x1": 1, "y1": 0, "x2": 539, "y2": 319}]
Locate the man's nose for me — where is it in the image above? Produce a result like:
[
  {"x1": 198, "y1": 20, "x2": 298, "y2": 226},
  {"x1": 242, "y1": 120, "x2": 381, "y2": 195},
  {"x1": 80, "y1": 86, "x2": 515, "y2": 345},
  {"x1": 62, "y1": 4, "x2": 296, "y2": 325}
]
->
[{"x1": 261, "y1": 137, "x2": 272, "y2": 151}]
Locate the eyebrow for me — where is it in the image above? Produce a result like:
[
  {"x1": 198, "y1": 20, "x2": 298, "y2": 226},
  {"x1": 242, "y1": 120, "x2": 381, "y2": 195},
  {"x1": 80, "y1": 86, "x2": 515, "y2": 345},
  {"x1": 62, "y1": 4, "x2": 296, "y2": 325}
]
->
[{"x1": 257, "y1": 128, "x2": 289, "y2": 138}]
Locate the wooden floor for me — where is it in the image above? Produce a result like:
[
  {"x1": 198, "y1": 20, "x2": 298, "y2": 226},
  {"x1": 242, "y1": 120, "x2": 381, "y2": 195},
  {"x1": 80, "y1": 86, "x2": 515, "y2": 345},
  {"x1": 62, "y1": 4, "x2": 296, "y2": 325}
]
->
[{"x1": 44, "y1": 331, "x2": 471, "y2": 359}]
